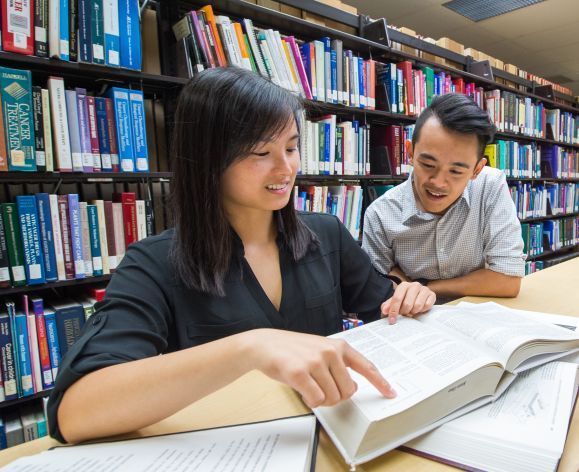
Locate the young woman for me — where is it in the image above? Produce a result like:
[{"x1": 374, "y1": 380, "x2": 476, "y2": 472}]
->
[{"x1": 49, "y1": 67, "x2": 436, "y2": 443}]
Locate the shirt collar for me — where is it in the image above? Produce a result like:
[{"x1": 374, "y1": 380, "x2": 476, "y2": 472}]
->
[{"x1": 402, "y1": 171, "x2": 472, "y2": 223}]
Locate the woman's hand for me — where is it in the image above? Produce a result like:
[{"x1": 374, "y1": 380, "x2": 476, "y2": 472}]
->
[
  {"x1": 381, "y1": 281, "x2": 436, "y2": 324},
  {"x1": 243, "y1": 329, "x2": 397, "y2": 409}
]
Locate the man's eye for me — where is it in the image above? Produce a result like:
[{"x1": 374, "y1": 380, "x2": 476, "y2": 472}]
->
[
  {"x1": 421, "y1": 162, "x2": 434, "y2": 169},
  {"x1": 450, "y1": 170, "x2": 464, "y2": 175}
]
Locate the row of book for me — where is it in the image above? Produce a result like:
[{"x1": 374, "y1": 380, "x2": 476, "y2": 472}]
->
[
  {"x1": 299, "y1": 116, "x2": 370, "y2": 176},
  {"x1": 521, "y1": 217, "x2": 579, "y2": 257},
  {"x1": 376, "y1": 61, "x2": 578, "y2": 145},
  {"x1": 0, "y1": 401, "x2": 47, "y2": 450},
  {"x1": 0, "y1": 191, "x2": 153, "y2": 288},
  {"x1": 0, "y1": 66, "x2": 149, "y2": 173},
  {"x1": 1, "y1": 0, "x2": 142, "y2": 70},
  {"x1": 0, "y1": 293, "x2": 99, "y2": 402},
  {"x1": 508, "y1": 182, "x2": 579, "y2": 220},
  {"x1": 173, "y1": 5, "x2": 376, "y2": 110},
  {"x1": 294, "y1": 185, "x2": 363, "y2": 240},
  {"x1": 524, "y1": 260, "x2": 544, "y2": 275},
  {"x1": 485, "y1": 142, "x2": 579, "y2": 179}
]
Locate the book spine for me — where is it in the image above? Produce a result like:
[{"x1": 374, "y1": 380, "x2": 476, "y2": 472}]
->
[
  {"x1": 86, "y1": 96, "x2": 102, "y2": 171},
  {"x1": 64, "y1": 89, "x2": 85, "y2": 172},
  {"x1": 43, "y1": 310, "x2": 60, "y2": 380},
  {"x1": 68, "y1": 0, "x2": 78, "y2": 62},
  {"x1": 128, "y1": 90, "x2": 148, "y2": 172},
  {"x1": 118, "y1": 0, "x2": 141, "y2": 70},
  {"x1": 2, "y1": 0, "x2": 34, "y2": 54},
  {"x1": 47, "y1": 77, "x2": 73, "y2": 172},
  {"x1": 31, "y1": 87, "x2": 46, "y2": 172},
  {"x1": 103, "y1": 200, "x2": 117, "y2": 271},
  {"x1": 102, "y1": 0, "x2": 120, "y2": 66},
  {"x1": 109, "y1": 88, "x2": 135, "y2": 172},
  {"x1": 144, "y1": 198, "x2": 154, "y2": 237},
  {"x1": 14, "y1": 313, "x2": 33, "y2": 397},
  {"x1": 0, "y1": 94, "x2": 9, "y2": 172},
  {"x1": 74, "y1": 87, "x2": 94, "y2": 172},
  {"x1": 0, "y1": 67, "x2": 36, "y2": 171},
  {"x1": 135, "y1": 200, "x2": 146, "y2": 241},
  {"x1": 93, "y1": 199, "x2": 109, "y2": 274},
  {"x1": 25, "y1": 305, "x2": 42, "y2": 393},
  {"x1": 112, "y1": 202, "x2": 125, "y2": 259},
  {"x1": 1, "y1": 205, "x2": 25, "y2": 287},
  {"x1": 0, "y1": 315, "x2": 17, "y2": 401},
  {"x1": 34, "y1": 0, "x2": 48, "y2": 57},
  {"x1": 118, "y1": 192, "x2": 137, "y2": 248},
  {"x1": 54, "y1": 305, "x2": 85, "y2": 357},
  {"x1": 95, "y1": 97, "x2": 113, "y2": 171},
  {"x1": 15, "y1": 195, "x2": 46, "y2": 285},
  {"x1": 57, "y1": 195, "x2": 75, "y2": 279},
  {"x1": 48, "y1": 194, "x2": 65, "y2": 280},
  {"x1": 67, "y1": 194, "x2": 85, "y2": 279},
  {"x1": 31, "y1": 299, "x2": 53, "y2": 390},
  {"x1": 0, "y1": 211, "x2": 11, "y2": 287},
  {"x1": 35, "y1": 193, "x2": 57, "y2": 282},
  {"x1": 89, "y1": 0, "x2": 105, "y2": 64},
  {"x1": 104, "y1": 98, "x2": 119, "y2": 172},
  {"x1": 79, "y1": 201, "x2": 93, "y2": 277},
  {"x1": 78, "y1": 0, "x2": 93, "y2": 62},
  {"x1": 87, "y1": 204, "x2": 103, "y2": 275},
  {"x1": 59, "y1": 0, "x2": 69, "y2": 60},
  {"x1": 40, "y1": 89, "x2": 54, "y2": 172}
]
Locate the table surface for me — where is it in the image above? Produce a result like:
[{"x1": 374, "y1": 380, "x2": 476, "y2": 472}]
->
[{"x1": 1, "y1": 258, "x2": 578, "y2": 471}]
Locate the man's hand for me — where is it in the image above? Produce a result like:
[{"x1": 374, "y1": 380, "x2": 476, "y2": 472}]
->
[
  {"x1": 388, "y1": 265, "x2": 411, "y2": 283},
  {"x1": 381, "y1": 282, "x2": 436, "y2": 324},
  {"x1": 247, "y1": 330, "x2": 397, "y2": 409}
]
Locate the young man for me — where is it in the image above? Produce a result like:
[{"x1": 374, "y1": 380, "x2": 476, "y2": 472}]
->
[{"x1": 363, "y1": 93, "x2": 526, "y2": 300}]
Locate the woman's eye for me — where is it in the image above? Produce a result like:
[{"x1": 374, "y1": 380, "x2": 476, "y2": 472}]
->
[
  {"x1": 287, "y1": 148, "x2": 298, "y2": 153},
  {"x1": 252, "y1": 151, "x2": 269, "y2": 157}
]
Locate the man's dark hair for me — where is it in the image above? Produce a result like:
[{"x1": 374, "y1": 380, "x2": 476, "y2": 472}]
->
[
  {"x1": 169, "y1": 67, "x2": 318, "y2": 296},
  {"x1": 412, "y1": 93, "x2": 496, "y2": 158}
]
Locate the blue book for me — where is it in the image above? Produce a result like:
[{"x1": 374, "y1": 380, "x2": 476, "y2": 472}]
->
[
  {"x1": 119, "y1": 0, "x2": 142, "y2": 70},
  {"x1": 103, "y1": 0, "x2": 120, "y2": 66},
  {"x1": 13, "y1": 312, "x2": 34, "y2": 397},
  {"x1": 15, "y1": 195, "x2": 46, "y2": 285},
  {"x1": 107, "y1": 87, "x2": 135, "y2": 172},
  {"x1": 43, "y1": 310, "x2": 61, "y2": 380},
  {"x1": 95, "y1": 97, "x2": 113, "y2": 171},
  {"x1": 300, "y1": 43, "x2": 316, "y2": 101},
  {"x1": 330, "y1": 48, "x2": 337, "y2": 104},
  {"x1": 0, "y1": 312, "x2": 18, "y2": 401},
  {"x1": 35, "y1": 194, "x2": 57, "y2": 282},
  {"x1": 0, "y1": 418, "x2": 6, "y2": 450},
  {"x1": 322, "y1": 37, "x2": 331, "y2": 104},
  {"x1": 0, "y1": 67, "x2": 36, "y2": 171},
  {"x1": 323, "y1": 122, "x2": 331, "y2": 176},
  {"x1": 358, "y1": 57, "x2": 365, "y2": 109},
  {"x1": 67, "y1": 194, "x2": 85, "y2": 279},
  {"x1": 128, "y1": 90, "x2": 149, "y2": 172},
  {"x1": 86, "y1": 205, "x2": 103, "y2": 276},
  {"x1": 50, "y1": 300, "x2": 85, "y2": 357},
  {"x1": 59, "y1": 0, "x2": 70, "y2": 61}
]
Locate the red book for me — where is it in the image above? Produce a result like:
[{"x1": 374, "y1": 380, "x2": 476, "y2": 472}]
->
[
  {"x1": 86, "y1": 96, "x2": 102, "y2": 172},
  {"x1": 114, "y1": 192, "x2": 138, "y2": 249},
  {"x1": 103, "y1": 201, "x2": 118, "y2": 272},
  {"x1": 89, "y1": 287, "x2": 106, "y2": 302},
  {"x1": 371, "y1": 125, "x2": 402, "y2": 176},
  {"x1": 1, "y1": 0, "x2": 34, "y2": 55},
  {"x1": 57, "y1": 195, "x2": 75, "y2": 280},
  {"x1": 104, "y1": 98, "x2": 120, "y2": 172},
  {"x1": 453, "y1": 78, "x2": 465, "y2": 94},
  {"x1": 398, "y1": 61, "x2": 415, "y2": 116},
  {"x1": 30, "y1": 297, "x2": 54, "y2": 390}
]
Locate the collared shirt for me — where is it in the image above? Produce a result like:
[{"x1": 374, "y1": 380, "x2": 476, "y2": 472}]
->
[
  {"x1": 362, "y1": 166, "x2": 526, "y2": 281},
  {"x1": 47, "y1": 213, "x2": 393, "y2": 442}
]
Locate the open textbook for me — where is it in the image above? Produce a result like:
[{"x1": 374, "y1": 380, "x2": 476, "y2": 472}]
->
[
  {"x1": 1, "y1": 415, "x2": 318, "y2": 472},
  {"x1": 403, "y1": 360, "x2": 579, "y2": 472},
  {"x1": 313, "y1": 303, "x2": 579, "y2": 467}
]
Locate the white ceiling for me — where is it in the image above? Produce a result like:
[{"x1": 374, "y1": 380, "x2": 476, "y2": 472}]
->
[{"x1": 345, "y1": 0, "x2": 579, "y2": 97}]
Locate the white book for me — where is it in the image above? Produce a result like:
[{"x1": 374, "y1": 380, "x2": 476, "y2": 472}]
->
[
  {"x1": 259, "y1": 38, "x2": 281, "y2": 87},
  {"x1": 273, "y1": 30, "x2": 298, "y2": 93},
  {"x1": 265, "y1": 29, "x2": 290, "y2": 91},
  {"x1": 79, "y1": 202, "x2": 93, "y2": 277},
  {"x1": 314, "y1": 303, "x2": 579, "y2": 468},
  {"x1": 48, "y1": 0, "x2": 60, "y2": 58},
  {"x1": 1, "y1": 415, "x2": 317, "y2": 472},
  {"x1": 135, "y1": 200, "x2": 147, "y2": 241},
  {"x1": 243, "y1": 19, "x2": 269, "y2": 78},
  {"x1": 405, "y1": 361, "x2": 579, "y2": 472},
  {"x1": 48, "y1": 194, "x2": 66, "y2": 281},
  {"x1": 40, "y1": 89, "x2": 54, "y2": 172},
  {"x1": 112, "y1": 202, "x2": 125, "y2": 262},
  {"x1": 25, "y1": 312, "x2": 43, "y2": 395},
  {"x1": 64, "y1": 90, "x2": 84, "y2": 172},
  {"x1": 215, "y1": 16, "x2": 243, "y2": 68},
  {"x1": 47, "y1": 77, "x2": 72, "y2": 171},
  {"x1": 92, "y1": 200, "x2": 110, "y2": 275},
  {"x1": 313, "y1": 40, "x2": 325, "y2": 101}
]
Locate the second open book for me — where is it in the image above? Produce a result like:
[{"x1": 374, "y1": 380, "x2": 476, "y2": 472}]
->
[{"x1": 314, "y1": 302, "x2": 579, "y2": 467}]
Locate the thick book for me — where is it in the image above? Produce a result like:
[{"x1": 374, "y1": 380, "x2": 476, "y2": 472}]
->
[
  {"x1": 0, "y1": 311, "x2": 18, "y2": 401},
  {"x1": 1, "y1": 203, "x2": 26, "y2": 286},
  {"x1": 404, "y1": 361, "x2": 579, "y2": 472},
  {"x1": 314, "y1": 303, "x2": 579, "y2": 468},
  {"x1": 31, "y1": 87, "x2": 46, "y2": 171},
  {"x1": 74, "y1": 87, "x2": 94, "y2": 172},
  {"x1": 1, "y1": 414, "x2": 319, "y2": 472},
  {"x1": 64, "y1": 89, "x2": 84, "y2": 173},
  {"x1": 15, "y1": 195, "x2": 46, "y2": 285},
  {"x1": 86, "y1": 204, "x2": 103, "y2": 275},
  {"x1": 0, "y1": 214, "x2": 11, "y2": 288},
  {"x1": 103, "y1": 0, "x2": 120, "y2": 66},
  {"x1": 118, "y1": 0, "x2": 141, "y2": 70},
  {"x1": 40, "y1": 89, "x2": 54, "y2": 172},
  {"x1": 89, "y1": 0, "x2": 105, "y2": 65},
  {"x1": 107, "y1": 87, "x2": 135, "y2": 172},
  {"x1": 94, "y1": 97, "x2": 113, "y2": 171},
  {"x1": 48, "y1": 300, "x2": 85, "y2": 358},
  {"x1": 128, "y1": 89, "x2": 149, "y2": 172},
  {"x1": 34, "y1": 193, "x2": 57, "y2": 282},
  {"x1": 43, "y1": 309, "x2": 60, "y2": 380},
  {"x1": 30, "y1": 297, "x2": 54, "y2": 390},
  {"x1": 1, "y1": 0, "x2": 34, "y2": 55},
  {"x1": 67, "y1": 194, "x2": 85, "y2": 279},
  {"x1": 47, "y1": 77, "x2": 73, "y2": 172}
]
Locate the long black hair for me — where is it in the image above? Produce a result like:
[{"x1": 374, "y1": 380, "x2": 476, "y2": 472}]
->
[{"x1": 170, "y1": 67, "x2": 318, "y2": 296}]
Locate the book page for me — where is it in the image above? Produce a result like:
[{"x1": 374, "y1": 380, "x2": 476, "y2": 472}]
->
[
  {"x1": 406, "y1": 361, "x2": 579, "y2": 469},
  {"x1": 1, "y1": 415, "x2": 317, "y2": 472},
  {"x1": 418, "y1": 305, "x2": 579, "y2": 368},
  {"x1": 334, "y1": 317, "x2": 499, "y2": 420}
]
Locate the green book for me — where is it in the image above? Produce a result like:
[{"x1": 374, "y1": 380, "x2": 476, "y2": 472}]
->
[
  {"x1": 1, "y1": 204, "x2": 26, "y2": 286},
  {"x1": 421, "y1": 66, "x2": 434, "y2": 106},
  {"x1": 90, "y1": 0, "x2": 105, "y2": 65}
]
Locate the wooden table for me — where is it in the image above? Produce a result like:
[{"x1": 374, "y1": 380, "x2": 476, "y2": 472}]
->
[{"x1": 1, "y1": 258, "x2": 578, "y2": 471}]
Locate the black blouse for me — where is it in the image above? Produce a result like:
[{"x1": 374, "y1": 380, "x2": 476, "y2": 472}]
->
[{"x1": 47, "y1": 212, "x2": 393, "y2": 442}]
